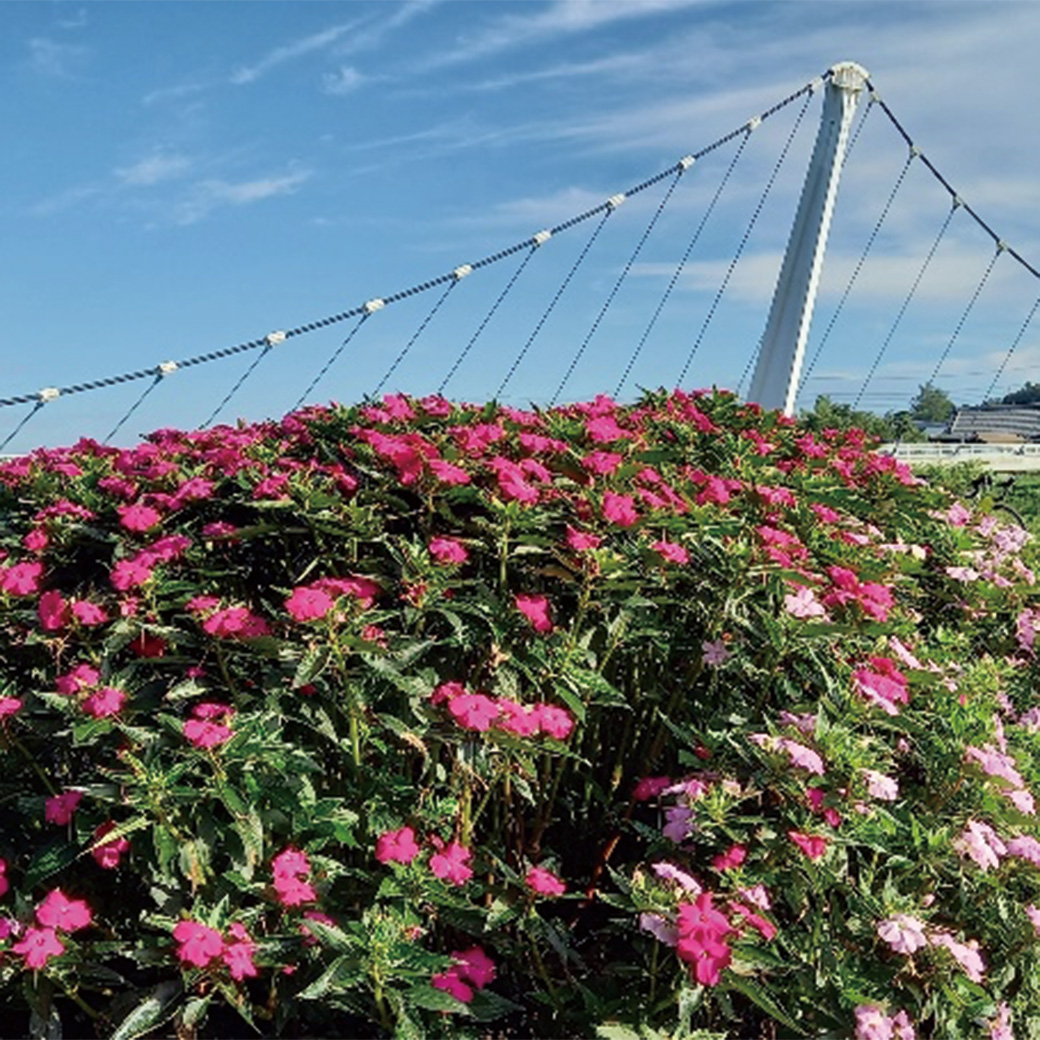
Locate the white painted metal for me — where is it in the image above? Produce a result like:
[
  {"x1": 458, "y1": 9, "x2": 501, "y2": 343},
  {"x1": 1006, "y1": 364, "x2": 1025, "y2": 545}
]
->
[{"x1": 748, "y1": 61, "x2": 870, "y2": 415}]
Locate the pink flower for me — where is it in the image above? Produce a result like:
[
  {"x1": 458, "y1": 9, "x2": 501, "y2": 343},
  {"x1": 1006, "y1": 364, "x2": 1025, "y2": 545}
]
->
[
  {"x1": 36, "y1": 889, "x2": 92, "y2": 932},
  {"x1": 431, "y1": 968, "x2": 473, "y2": 1003},
  {"x1": 565, "y1": 526, "x2": 602, "y2": 552},
  {"x1": 183, "y1": 703, "x2": 234, "y2": 749},
  {"x1": 651, "y1": 862, "x2": 702, "y2": 894},
  {"x1": 71, "y1": 600, "x2": 108, "y2": 626},
  {"x1": 110, "y1": 557, "x2": 154, "y2": 591},
  {"x1": 38, "y1": 589, "x2": 70, "y2": 632},
  {"x1": 23, "y1": 527, "x2": 49, "y2": 553},
  {"x1": 56, "y1": 663, "x2": 100, "y2": 695},
  {"x1": 1025, "y1": 904, "x2": 1040, "y2": 936},
  {"x1": 202, "y1": 606, "x2": 270, "y2": 639},
  {"x1": 877, "y1": 913, "x2": 928, "y2": 954},
  {"x1": 273, "y1": 873, "x2": 317, "y2": 908},
  {"x1": 515, "y1": 593, "x2": 552, "y2": 633},
  {"x1": 429, "y1": 842, "x2": 473, "y2": 885},
  {"x1": 273, "y1": 847, "x2": 311, "y2": 879},
  {"x1": 429, "y1": 536, "x2": 469, "y2": 565},
  {"x1": 788, "y1": 830, "x2": 827, "y2": 860},
  {"x1": 988, "y1": 1002, "x2": 1013, "y2": 1040},
  {"x1": 525, "y1": 866, "x2": 566, "y2": 896},
  {"x1": 531, "y1": 703, "x2": 575, "y2": 740},
  {"x1": 45, "y1": 790, "x2": 83, "y2": 825},
  {"x1": 854, "y1": 1005, "x2": 893, "y2": 1040},
  {"x1": 118, "y1": 502, "x2": 162, "y2": 532},
  {"x1": 653, "y1": 540, "x2": 689, "y2": 565},
  {"x1": 285, "y1": 586, "x2": 335, "y2": 622},
  {"x1": 223, "y1": 922, "x2": 258, "y2": 982},
  {"x1": 701, "y1": 638, "x2": 731, "y2": 667},
  {"x1": 633, "y1": 776, "x2": 672, "y2": 801},
  {"x1": 453, "y1": 945, "x2": 496, "y2": 989},
  {"x1": 602, "y1": 491, "x2": 639, "y2": 527},
  {"x1": 863, "y1": 770, "x2": 899, "y2": 801},
  {"x1": 1, "y1": 561, "x2": 43, "y2": 595},
  {"x1": 448, "y1": 693, "x2": 500, "y2": 732},
  {"x1": 428, "y1": 459, "x2": 471, "y2": 485},
  {"x1": 784, "y1": 585, "x2": 827, "y2": 619},
  {"x1": 780, "y1": 739, "x2": 825, "y2": 775},
  {"x1": 91, "y1": 822, "x2": 131, "y2": 869},
  {"x1": 495, "y1": 699, "x2": 539, "y2": 736},
  {"x1": 954, "y1": 820, "x2": 1006, "y2": 871},
  {"x1": 375, "y1": 827, "x2": 421, "y2": 865},
  {"x1": 675, "y1": 893, "x2": 733, "y2": 986},
  {"x1": 12, "y1": 926, "x2": 65, "y2": 969},
  {"x1": 639, "y1": 912, "x2": 679, "y2": 946},
  {"x1": 82, "y1": 686, "x2": 127, "y2": 719},
  {"x1": 929, "y1": 931, "x2": 986, "y2": 981},
  {"x1": 711, "y1": 844, "x2": 747, "y2": 872},
  {"x1": 0, "y1": 697, "x2": 22, "y2": 719},
  {"x1": 172, "y1": 920, "x2": 224, "y2": 968}
]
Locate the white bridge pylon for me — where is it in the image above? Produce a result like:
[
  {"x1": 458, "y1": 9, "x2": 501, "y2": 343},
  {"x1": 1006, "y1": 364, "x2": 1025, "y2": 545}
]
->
[{"x1": 749, "y1": 61, "x2": 870, "y2": 416}]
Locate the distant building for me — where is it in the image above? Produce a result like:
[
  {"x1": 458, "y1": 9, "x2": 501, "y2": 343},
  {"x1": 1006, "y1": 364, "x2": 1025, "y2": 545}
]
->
[{"x1": 940, "y1": 404, "x2": 1040, "y2": 443}]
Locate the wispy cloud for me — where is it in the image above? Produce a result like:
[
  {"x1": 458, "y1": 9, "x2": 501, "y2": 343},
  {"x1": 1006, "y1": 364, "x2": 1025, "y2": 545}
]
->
[
  {"x1": 230, "y1": 23, "x2": 362, "y2": 86},
  {"x1": 424, "y1": 0, "x2": 703, "y2": 68},
  {"x1": 322, "y1": 66, "x2": 365, "y2": 96},
  {"x1": 114, "y1": 152, "x2": 194, "y2": 187},
  {"x1": 26, "y1": 36, "x2": 88, "y2": 78},
  {"x1": 172, "y1": 168, "x2": 312, "y2": 225}
]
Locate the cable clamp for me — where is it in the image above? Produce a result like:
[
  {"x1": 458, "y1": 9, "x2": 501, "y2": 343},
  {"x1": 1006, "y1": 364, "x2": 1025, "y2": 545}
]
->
[
  {"x1": 952, "y1": 195, "x2": 964, "y2": 209},
  {"x1": 606, "y1": 193, "x2": 626, "y2": 209},
  {"x1": 157, "y1": 361, "x2": 178, "y2": 377},
  {"x1": 809, "y1": 76, "x2": 824, "y2": 93},
  {"x1": 364, "y1": 298, "x2": 386, "y2": 314},
  {"x1": 265, "y1": 330, "x2": 287, "y2": 346},
  {"x1": 38, "y1": 387, "x2": 60, "y2": 403},
  {"x1": 745, "y1": 116, "x2": 762, "y2": 133},
  {"x1": 532, "y1": 230, "x2": 552, "y2": 246},
  {"x1": 910, "y1": 145, "x2": 922, "y2": 159},
  {"x1": 453, "y1": 264, "x2": 473, "y2": 280},
  {"x1": 868, "y1": 90, "x2": 881, "y2": 104},
  {"x1": 997, "y1": 240, "x2": 1009, "y2": 253},
  {"x1": 678, "y1": 155, "x2": 696, "y2": 170}
]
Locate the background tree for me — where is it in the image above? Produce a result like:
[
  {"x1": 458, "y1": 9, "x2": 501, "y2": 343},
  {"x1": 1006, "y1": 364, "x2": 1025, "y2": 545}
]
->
[
  {"x1": 1001, "y1": 381, "x2": 1040, "y2": 405},
  {"x1": 909, "y1": 382, "x2": 955, "y2": 423}
]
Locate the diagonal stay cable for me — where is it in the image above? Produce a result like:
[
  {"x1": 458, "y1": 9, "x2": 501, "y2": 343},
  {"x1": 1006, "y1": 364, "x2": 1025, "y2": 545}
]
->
[
  {"x1": 551, "y1": 164, "x2": 690, "y2": 406},
  {"x1": 983, "y1": 292, "x2": 1040, "y2": 403},
  {"x1": 104, "y1": 366, "x2": 174, "y2": 444},
  {"x1": 927, "y1": 244, "x2": 1005, "y2": 388},
  {"x1": 496, "y1": 206, "x2": 614, "y2": 399},
  {"x1": 0, "y1": 401, "x2": 46, "y2": 453},
  {"x1": 852, "y1": 201, "x2": 959, "y2": 410},
  {"x1": 292, "y1": 313, "x2": 372, "y2": 412},
  {"x1": 372, "y1": 277, "x2": 459, "y2": 398},
  {"x1": 680, "y1": 89, "x2": 815, "y2": 387},
  {"x1": 794, "y1": 148, "x2": 916, "y2": 398},
  {"x1": 199, "y1": 340, "x2": 278, "y2": 430},
  {"x1": 615, "y1": 138, "x2": 750, "y2": 398},
  {"x1": 439, "y1": 245, "x2": 538, "y2": 395}
]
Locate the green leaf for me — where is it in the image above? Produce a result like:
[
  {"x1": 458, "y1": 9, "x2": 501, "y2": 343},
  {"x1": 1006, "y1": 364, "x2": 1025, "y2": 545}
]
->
[
  {"x1": 110, "y1": 981, "x2": 183, "y2": 1040},
  {"x1": 406, "y1": 984, "x2": 473, "y2": 1014},
  {"x1": 724, "y1": 975, "x2": 804, "y2": 1036},
  {"x1": 24, "y1": 840, "x2": 79, "y2": 889}
]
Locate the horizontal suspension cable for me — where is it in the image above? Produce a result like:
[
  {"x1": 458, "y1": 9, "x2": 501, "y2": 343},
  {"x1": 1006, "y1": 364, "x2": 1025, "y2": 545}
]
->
[{"x1": 0, "y1": 73, "x2": 827, "y2": 412}]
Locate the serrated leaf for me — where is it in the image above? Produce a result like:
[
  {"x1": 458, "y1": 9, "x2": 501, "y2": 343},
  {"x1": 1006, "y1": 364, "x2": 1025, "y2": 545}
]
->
[
  {"x1": 24, "y1": 840, "x2": 79, "y2": 889},
  {"x1": 406, "y1": 984, "x2": 473, "y2": 1014},
  {"x1": 110, "y1": 981, "x2": 182, "y2": 1040}
]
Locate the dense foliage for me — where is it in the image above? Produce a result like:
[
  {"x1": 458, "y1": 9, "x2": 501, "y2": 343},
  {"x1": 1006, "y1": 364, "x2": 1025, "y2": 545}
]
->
[{"x1": 1, "y1": 388, "x2": 1040, "y2": 1039}]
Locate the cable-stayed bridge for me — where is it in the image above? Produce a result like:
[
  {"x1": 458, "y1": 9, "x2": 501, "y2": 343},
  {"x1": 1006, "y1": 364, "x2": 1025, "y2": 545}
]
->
[{"x1": 4, "y1": 60, "x2": 1040, "y2": 462}]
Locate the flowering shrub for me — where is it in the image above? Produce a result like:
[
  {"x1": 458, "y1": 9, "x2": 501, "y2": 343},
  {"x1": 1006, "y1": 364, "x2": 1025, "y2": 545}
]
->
[{"x1": 1, "y1": 388, "x2": 1040, "y2": 1037}]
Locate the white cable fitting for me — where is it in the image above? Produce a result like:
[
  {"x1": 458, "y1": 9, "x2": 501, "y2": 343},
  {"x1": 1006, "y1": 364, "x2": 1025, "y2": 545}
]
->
[
  {"x1": 910, "y1": 145, "x2": 922, "y2": 158},
  {"x1": 869, "y1": 90, "x2": 881, "y2": 104},
  {"x1": 363, "y1": 298, "x2": 386, "y2": 314},
  {"x1": 678, "y1": 155, "x2": 696, "y2": 170},
  {"x1": 809, "y1": 76, "x2": 824, "y2": 93},
  {"x1": 746, "y1": 116, "x2": 762, "y2": 133},
  {"x1": 952, "y1": 195, "x2": 964, "y2": 209},
  {"x1": 453, "y1": 264, "x2": 473, "y2": 280},
  {"x1": 265, "y1": 330, "x2": 287, "y2": 346},
  {"x1": 38, "y1": 387, "x2": 60, "y2": 403},
  {"x1": 157, "y1": 361, "x2": 178, "y2": 377},
  {"x1": 532, "y1": 230, "x2": 552, "y2": 246},
  {"x1": 606, "y1": 193, "x2": 626, "y2": 209},
  {"x1": 997, "y1": 240, "x2": 1009, "y2": 253}
]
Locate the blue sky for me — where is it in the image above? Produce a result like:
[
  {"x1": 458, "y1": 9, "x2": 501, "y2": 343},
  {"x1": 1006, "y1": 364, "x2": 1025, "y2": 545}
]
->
[{"x1": 5, "y1": 0, "x2": 1040, "y2": 449}]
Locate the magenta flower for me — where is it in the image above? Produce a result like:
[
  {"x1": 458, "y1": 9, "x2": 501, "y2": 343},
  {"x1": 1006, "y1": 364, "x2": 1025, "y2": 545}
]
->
[
  {"x1": 118, "y1": 502, "x2": 162, "y2": 532},
  {"x1": 428, "y1": 536, "x2": 469, "y2": 565},
  {"x1": 431, "y1": 967, "x2": 473, "y2": 1003},
  {"x1": 183, "y1": 703, "x2": 234, "y2": 749},
  {"x1": 495, "y1": 699, "x2": 539, "y2": 737},
  {"x1": 375, "y1": 826, "x2": 421, "y2": 865},
  {"x1": 285, "y1": 586, "x2": 335, "y2": 622},
  {"x1": 565, "y1": 526, "x2": 602, "y2": 552},
  {"x1": 56, "y1": 662, "x2": 100, "y2": 695},
  {"x1": 448, "y1": 693, "x2": 499, "y2": 732},
  {"x1": 525, "y1": 866, "x2": 566, "y2": 896},
  {"x1": 602, "y1": 491, "x2": 639, "y2": 527},
  {"x1": 38, "y1": 589, "x2": 69, "y2": 632},
  {"x1": 1, "y1": 561, "x2": 43, "y2": 595},
  {"x1": 0, "y1": 697, "x2": 22, "y2": 719},
  {"x1": 633, "y1": 776, "x2": 672, "y2": 801},
  {"x1": 711, "y1": 844, "x2": 747, "y2": 872},
  {"x1": 788, "y1": 830, "x2": 827, "y2": 861},
  {"x1": 172, "y1": 919, "x2": 224, "y2": 968},
  {"x1": 82, "y1": 686, "x2": 127, "y2": 719},
  {"x1": 202, "y1": 606, "x2": 270, "y2": 639},
  {"x1": 272, "y1": 847, "x2": 317, "y2": 907},
  {"x1": 70, "y1": 599, "x2": 108, "y2": 626},
  {"x1": 110, "y1": 557, "x2": 154, "y2": 591},
  {"x1": 428, "y1": 459, "x2": 471, "y2": 485},
  {"x1": 531, "y1": 703, "x2": 575, "y2": 740},
  {"x1": 91, "y1": 822, "x2": 131, "y2": 869},
  {"x1": 45, "y1": 790, "x2": 83, "y2": 825},
  {"x1": 515, "y1": 593, "x2": 552, "y2": 633},
  {"x1": 222, "y1": 922, "x2": 258, "y2": 982},
  {"x1": 653, "y1": 540, "x2": 689, "y2": 565},
  {"x1": 12, "y1": 926, "x2": 65, "y2": 969},
  {"x1": 429, "y1": 841, "x2": 473, "y2": 885},
  {"x1": 452, "y1": 945, "x2": 496, "y2": 989},
  {"x1": 36, "y1": 889, "x2": 92, "y2": 932}
]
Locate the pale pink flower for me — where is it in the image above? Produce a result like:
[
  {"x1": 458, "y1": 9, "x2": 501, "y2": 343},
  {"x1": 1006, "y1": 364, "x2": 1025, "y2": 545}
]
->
[
  {"x1": 1006, "y1": 834, "x2": 1040, "y2": 865},
  {"x1": 651, "y1": 862, "x2": 702, "y2": 894},
  {"x1": 779, "y1": 739, "x2": 825, "y2": 775},
  {"x1": 929, "y1": 931, "x2": 985, "y2": 981},
  {"x1": 778, "y1": 710, "x2": 816, "y2": 734},
  {"x1": 954, "y1": 820, "x2": 1007, "y2": 871},
  {"x1": 854, "y1": 1005, "x2": 892, "y2": 1040},
  {"x1": 1025, "y1": 903, "x2": 1040, "y2": 936},
  {"x1": 639, "y1": 912, "x2": 678, "y2": 946},
  {"x1": 784, "y1": 585, "x2": 827, "y2": 619},
  {"x1": 863, "y1": 769, "x2": 899, "y2": 801},
  {"x1": 701, "y1": 639, "x2": 731, "y2": 667},
  {"x1": 877, "y1": 913, "x2": 928, "y2": 954},
  {"x1": 988, "y1": 1002, "x2": 1013, "y2": 1040}
]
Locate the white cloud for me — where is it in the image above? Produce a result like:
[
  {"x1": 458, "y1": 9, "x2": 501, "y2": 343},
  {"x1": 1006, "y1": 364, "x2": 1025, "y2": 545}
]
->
[
  {"x1": 230, "y1": 23, "x2": 361, "y2": 85},
  {"x1": 322, "y1": 66, "x2": 365, "y2": 96},
  {"x1": 114, "y1": 152, "x2": 193, "y2": 187},
  {"x1": 26, "y1": 36, "x2": 87, "y2": 78},
  {"x1": 173, "y1": 168, "x2": 312, "y2": 224}
]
